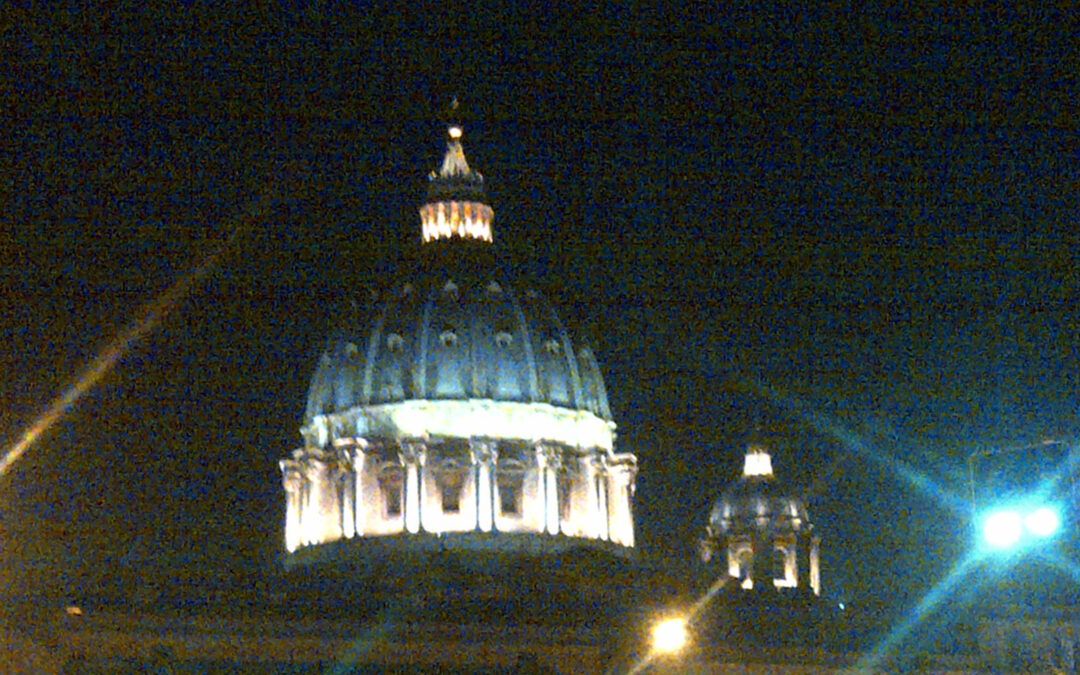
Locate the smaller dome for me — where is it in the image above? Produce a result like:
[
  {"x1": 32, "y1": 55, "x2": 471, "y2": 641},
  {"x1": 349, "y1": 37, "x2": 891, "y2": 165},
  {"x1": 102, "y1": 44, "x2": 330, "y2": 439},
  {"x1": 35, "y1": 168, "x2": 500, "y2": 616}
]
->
[{"x1": 708, "y1": 445, "x2": 809, "y2": 535}]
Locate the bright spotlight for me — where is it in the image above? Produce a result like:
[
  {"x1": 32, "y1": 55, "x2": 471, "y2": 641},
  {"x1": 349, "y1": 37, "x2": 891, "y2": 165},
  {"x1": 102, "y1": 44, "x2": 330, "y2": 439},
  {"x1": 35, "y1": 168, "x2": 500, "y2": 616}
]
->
[
  {"x1": 982, "y1": 509, "x2": 1023, "y2": 549},
  {"x1": 1025, "y1": 506, "x2": 1061, "y2": 537},
  {"x1": 650, "y1": 617, "x2": 688, "y2": 655}
]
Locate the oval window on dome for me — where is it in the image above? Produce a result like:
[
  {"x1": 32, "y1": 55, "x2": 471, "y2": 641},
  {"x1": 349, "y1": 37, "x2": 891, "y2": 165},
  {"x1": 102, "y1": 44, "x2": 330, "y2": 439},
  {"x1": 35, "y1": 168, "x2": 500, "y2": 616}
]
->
[
  {"x1": 440, "y1": 329, "x2": 458, "y2": 347},
  {"x1": 495, "y1": 331, "x2": 513, "y2": 347},
  {"x1": 386, "y1": 334, "x2": 404, "y2": 352}
]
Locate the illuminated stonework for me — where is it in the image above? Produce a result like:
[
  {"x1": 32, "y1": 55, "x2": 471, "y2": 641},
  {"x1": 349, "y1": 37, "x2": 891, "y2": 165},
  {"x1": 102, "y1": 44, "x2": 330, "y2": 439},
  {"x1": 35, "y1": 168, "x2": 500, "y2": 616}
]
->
[
  {"x1": 701, "y1": 445, "x2": 820, "y2": 595},
  {"x1": 302, "y1": 400, "x2": 617, "y2": 452},
  {"x1": 280, "y1": 405, "x2": 636, "y2": 552},
  {"x1": 420, "y1": 200, "x2": 493, "y2": 243}
]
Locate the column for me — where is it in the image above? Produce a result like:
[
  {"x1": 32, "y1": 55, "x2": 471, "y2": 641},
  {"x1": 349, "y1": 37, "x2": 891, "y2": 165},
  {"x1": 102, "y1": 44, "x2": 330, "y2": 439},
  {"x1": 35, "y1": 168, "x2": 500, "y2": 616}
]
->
[
  {"x1": 750, "y1": 530, "x2": 768, "y2": 591},
  {"x1": 303, "y1": 457, "x2": 329, "y2": 546},
  {"x1": 578, "y1": 455, "x2": 597, "y2": 538},
  {"x1": 606, "y1": 462, "x2": 636, "y2": 547},
  {"x1": 337, "y1": 467, "x2": 353, "y2": 539},
  {"x1": 533, "y1": 444, "x2": 552, "y2": 533},
  {"x1": 471, "y1": 439, "x2": 497, "y2": 532},
  {"x1": 595, "y1": 459, "x2": 609, "y2": 541},
  {"x1": 399, "y1": 441, "x2": 426, "y2": 534},
  {"x1": 542, "y1": 446, "x2": 562, "y2": 535},
  {"x1": 795, "y1": 533, "x2": 810, "y2": 591},
  {"x1": 333, "y1": 444, "x2": 355, "y2": 540},
  {"x1": 352, "y1": 445, "x2": 367, "y2": 536},
  {"x1": 280, "y1": 459, "x2": 304, "y2": 553}
]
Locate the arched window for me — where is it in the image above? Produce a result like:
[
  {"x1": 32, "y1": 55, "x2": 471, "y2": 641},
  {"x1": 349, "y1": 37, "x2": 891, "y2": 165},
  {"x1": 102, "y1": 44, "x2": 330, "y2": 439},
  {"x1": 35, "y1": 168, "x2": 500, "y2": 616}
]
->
[
  {"x1": 437, "y1": 463, "x2": 466, "y2": 514},
  {"x1": 773, "y1": 546, "x2": 788, "y2": 582},
  {"x1": 377, "y1": 466, "x2": 403, "y2": 518},
  {"x1": 735, "y1": 548, "x2": 753, "y2": 584},
  {"x1": 497, "y1": 461, "x2": 526, "y2": 516},
  {"x1": 557, "y1": 469, "x2": 573, "y2": 522}
]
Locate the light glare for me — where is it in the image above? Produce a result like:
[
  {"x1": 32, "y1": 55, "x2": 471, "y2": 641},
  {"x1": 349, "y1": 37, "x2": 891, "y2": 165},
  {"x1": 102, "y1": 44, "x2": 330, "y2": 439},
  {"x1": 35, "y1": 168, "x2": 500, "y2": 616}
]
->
[
  {"x1": 651, "y1": 617, "x2": 688, "y2": 654},
  {"x1": 983, "y1": 509, "x2": 1023, "y2": 548},
  {"x1": 1025, "y1": 507, "x2": 1061, "y2": 537}
]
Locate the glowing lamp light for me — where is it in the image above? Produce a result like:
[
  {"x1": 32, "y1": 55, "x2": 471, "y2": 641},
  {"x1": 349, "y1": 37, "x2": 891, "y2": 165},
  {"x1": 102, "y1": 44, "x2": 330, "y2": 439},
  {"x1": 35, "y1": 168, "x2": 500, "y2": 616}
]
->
[
  {"x1": 981, "y1": 504, "x2": 1064, "y2": 550},
  {"x1": 1025, "y1": 506, "x2": 1061, "y2": 537},
  {"x1": 743, "y1": 448, "x2": 774, "y2": 478},
  {"x1": 982, "y1": 509, "x2": 1023, "y2": 549},
  {"x1": 651, "y1": 617, "x2": 688, "y2": 655}
]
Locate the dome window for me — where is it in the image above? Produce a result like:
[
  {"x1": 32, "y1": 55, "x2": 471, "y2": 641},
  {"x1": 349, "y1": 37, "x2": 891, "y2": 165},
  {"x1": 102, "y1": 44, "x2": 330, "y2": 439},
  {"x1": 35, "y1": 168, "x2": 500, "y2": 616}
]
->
[
  {"x1": 386, "y1": 334, "x2": 404, "y2": 352},
  {"x1": 773, "y1": 547, "x2": 788, "y2": 582},
  {"x1": 497, "y1": 460, "x2": 526, "y2": 517},
  {"x1": 440, "y1": 329, "x2": 458, "y2": 347},
  {"x1": 735, "y1": 547, "x2": 753, "y2": 583},
  {"x1": 543, "y1": 338, "x2": 561, "y2": 354},
  {"x1": 495, "y1": 331, "x2": 513, "y2": 347},
  {"x1": 378, "y1": 467, "x2": 404, "y2": 518},
  {"x1": 437, "y1": 465, "x2": 466, "y2": 514}
]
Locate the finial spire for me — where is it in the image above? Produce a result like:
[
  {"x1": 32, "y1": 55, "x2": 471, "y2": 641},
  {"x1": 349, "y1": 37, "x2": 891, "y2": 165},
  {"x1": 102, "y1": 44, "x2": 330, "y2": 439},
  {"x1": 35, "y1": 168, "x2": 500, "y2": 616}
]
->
[
  {"x1": 419, "y1": 99, "x2": 494, "y2": 244},
  {"x1": 447, "y1": 97, "x2": 463, "y2": 140}
]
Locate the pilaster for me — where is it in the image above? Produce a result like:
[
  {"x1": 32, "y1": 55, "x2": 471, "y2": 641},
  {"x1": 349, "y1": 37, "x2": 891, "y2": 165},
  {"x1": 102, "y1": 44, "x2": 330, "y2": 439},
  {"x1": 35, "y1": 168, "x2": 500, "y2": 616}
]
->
[
  {"x1": 280, "y1": 458, "x2": 304, "y2": 553},
  {"x1": 471, "y1": 439, "x2": 497, "y2": 532},
  {"x1": 399, "y1": 440, "x2": 427, "y2": 534},
  {"x1": 539, "y1": 445, "x2": 562, "y2": 535}
]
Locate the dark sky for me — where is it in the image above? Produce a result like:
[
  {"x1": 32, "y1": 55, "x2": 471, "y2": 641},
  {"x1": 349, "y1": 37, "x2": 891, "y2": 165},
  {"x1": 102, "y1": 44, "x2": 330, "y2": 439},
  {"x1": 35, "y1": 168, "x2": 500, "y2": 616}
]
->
[{"x1": 3, "y1": 3, "x2": 1079, "y2": 622}]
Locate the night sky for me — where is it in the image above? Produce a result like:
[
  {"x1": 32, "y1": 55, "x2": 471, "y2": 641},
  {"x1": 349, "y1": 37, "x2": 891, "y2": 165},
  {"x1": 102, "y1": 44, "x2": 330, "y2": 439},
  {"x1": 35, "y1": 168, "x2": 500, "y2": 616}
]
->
[{"x1": 4, "y1": 3, "x2": 1079, "y2": 628}]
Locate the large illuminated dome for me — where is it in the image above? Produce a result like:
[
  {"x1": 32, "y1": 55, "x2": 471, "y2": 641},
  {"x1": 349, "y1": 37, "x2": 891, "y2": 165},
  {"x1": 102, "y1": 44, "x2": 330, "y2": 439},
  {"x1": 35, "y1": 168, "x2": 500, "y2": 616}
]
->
[{"x1": 280, "y1": 119, "x2": 637, "y2": 555}]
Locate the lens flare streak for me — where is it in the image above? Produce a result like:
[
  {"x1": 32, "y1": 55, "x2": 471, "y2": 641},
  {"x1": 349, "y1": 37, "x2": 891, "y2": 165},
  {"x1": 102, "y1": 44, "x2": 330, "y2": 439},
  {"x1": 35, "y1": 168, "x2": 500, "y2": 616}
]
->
[
  {"x1": 0, "y1": 219, "x2": 252, "y2": 481},
  {"x1": 619, "y1": 575, "x2": 732, "y2": 675},
  {"x1": 856, "y1": 553, "x2": 982, "y2": 671},
  {"x1": 744, "y1": 376, "x2": 970, "y2": 516}
]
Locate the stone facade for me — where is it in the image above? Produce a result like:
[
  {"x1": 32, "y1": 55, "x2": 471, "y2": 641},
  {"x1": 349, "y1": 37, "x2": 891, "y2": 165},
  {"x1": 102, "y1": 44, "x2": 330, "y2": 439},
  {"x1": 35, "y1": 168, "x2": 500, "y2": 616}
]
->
[{"x1": 281, "y1": 431, "x2": 636, "y2": 552}]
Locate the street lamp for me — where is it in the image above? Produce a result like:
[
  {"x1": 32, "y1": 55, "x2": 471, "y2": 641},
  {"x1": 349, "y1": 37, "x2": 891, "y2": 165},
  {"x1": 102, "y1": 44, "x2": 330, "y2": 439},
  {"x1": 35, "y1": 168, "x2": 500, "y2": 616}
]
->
[
  {"x1": 981, "y1": 509, "x2": 1023, "y2": 549},
  {"x1": 979, "y1": 503, "x2": 1062, "y2": 550},
  {"x1": 650, "y1": 616, "x2": 688, "y2": 655},
  {"x1": 1025, "y1": 506, "x2": 1061, "y2": 537},
  {"x1": 969, "y1": 440, "x2": 1072, "y2": 553}
]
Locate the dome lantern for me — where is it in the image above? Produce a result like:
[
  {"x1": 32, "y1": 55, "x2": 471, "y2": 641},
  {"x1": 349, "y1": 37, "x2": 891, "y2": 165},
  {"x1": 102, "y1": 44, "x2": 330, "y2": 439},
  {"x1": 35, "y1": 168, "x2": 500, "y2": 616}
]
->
[
  {"x1": 419, "y1": 100, "x2": 494, "y2": 244},
  {"x1": 743, "y1": 444, "x2": 774, "y2": 478}
]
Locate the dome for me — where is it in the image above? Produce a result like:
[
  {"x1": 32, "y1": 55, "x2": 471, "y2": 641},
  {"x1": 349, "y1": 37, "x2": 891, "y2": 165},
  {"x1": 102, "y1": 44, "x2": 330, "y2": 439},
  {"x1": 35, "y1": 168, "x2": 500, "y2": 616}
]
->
[
  {"x1": 701, "y1": 445, "x2": 820, "y2": 595},
  {"x1": 302, "y1": 277, "x2": 612, "y2": 428},
  {"x1": 281, "y1": 118, "x2": 636, "y2": 555},
  {"x1": 708, "y1": 446, "x2": 809, "y2": 535}
]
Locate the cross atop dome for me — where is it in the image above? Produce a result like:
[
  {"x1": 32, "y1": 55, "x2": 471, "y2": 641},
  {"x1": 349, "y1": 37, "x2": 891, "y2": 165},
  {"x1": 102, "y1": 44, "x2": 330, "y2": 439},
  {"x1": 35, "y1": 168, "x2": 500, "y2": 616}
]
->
[{"x1": 420, "y1": 99, "x2": 494, "y2": 244}]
